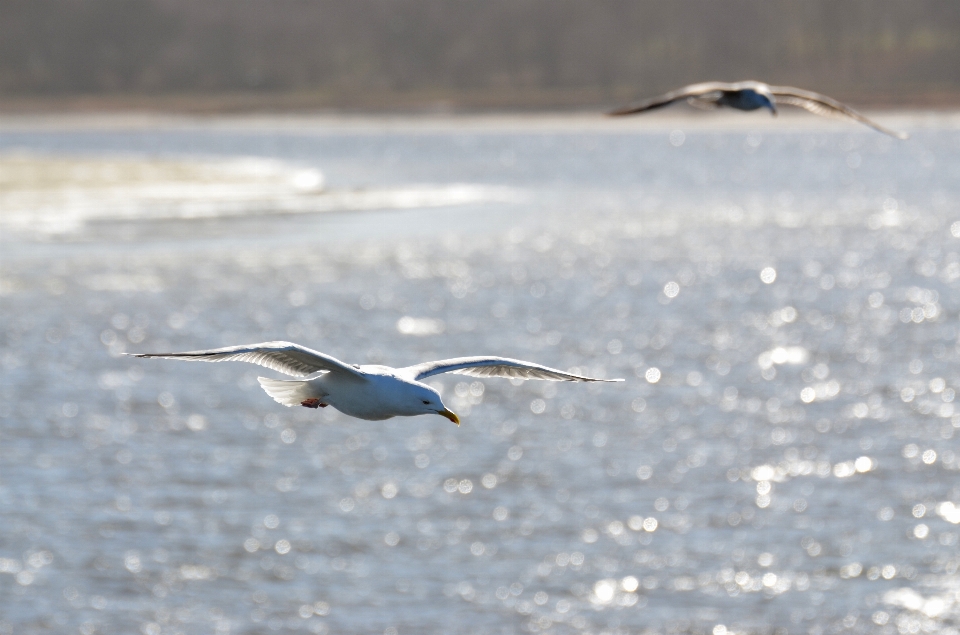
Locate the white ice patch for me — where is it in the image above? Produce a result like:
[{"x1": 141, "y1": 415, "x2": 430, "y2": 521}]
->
[
  {"x1": 884, "y1": 587, "x2": 953, "y2": 618},
  {"x1": 757, "y1": 346, "x2": 809, "y2": 370},
  {"x1": 396, "y1": 317, "x2": 446, "y2": 336},
  {"x1": 0, "y1": 154, "x2": 521, "y2": 235}
]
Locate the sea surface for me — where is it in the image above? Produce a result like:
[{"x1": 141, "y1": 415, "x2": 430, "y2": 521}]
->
[{"x1": 2, "y1": 112, "x2": 960, "y2": 635}]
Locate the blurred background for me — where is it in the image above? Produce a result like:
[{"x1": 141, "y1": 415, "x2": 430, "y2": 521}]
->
[
  {"x1": 1, "y1": 0, "x2": 960, "y2": 112},
  {"x1": 3, "y1": 3, "x2": 960, "y2": 635}
]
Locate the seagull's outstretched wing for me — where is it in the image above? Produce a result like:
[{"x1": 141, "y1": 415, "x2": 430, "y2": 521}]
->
[
  {"x1": 128, "y1": 341, "x2": 364, "y2": 379},
  {"x1": 769, "y1": 85, "x2": 908, "y2": 139},
  {"x1": 608, "y1": 81, "x2": 735, "y2": 116},
  {"x1": 400, "y1": 356, "x2": 624, "y2": 383}
]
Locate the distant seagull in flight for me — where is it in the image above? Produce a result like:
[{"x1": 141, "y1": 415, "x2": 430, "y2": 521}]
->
[
  {"x1": 609, "y1": 80, "x2": 908, "y2": 139},
  {"x1": 130, "y1": 341, "x2": 622, "y2": 424}
]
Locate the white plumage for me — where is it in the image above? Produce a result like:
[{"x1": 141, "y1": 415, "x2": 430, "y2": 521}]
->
[
  {"x1": 130, "y1": 341, "x2": 622, "y2": 424},
  {"x1": 257, "y1": 377, "x2": 317, "y2": 407}
]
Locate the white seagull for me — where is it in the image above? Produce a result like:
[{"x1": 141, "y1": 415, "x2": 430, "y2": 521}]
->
[
  {"x1": 609, "y1": 80, "x2": 908, "y2": 139},
  {"x1": 129, "y1": 341, "x2": 623, "y2": 425}
]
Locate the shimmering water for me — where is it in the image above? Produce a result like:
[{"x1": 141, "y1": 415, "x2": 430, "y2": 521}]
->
[{"x1": 3, "y1": 114, "x2": 960, "y2": 635}]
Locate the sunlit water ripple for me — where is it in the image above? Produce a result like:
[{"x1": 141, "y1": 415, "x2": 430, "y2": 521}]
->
[{"x1": 2, "y1": 116, "x2": 960, "y2": 635}]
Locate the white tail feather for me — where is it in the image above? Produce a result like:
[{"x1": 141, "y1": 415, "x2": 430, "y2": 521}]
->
[{"x1": 257, "y1": 377, "x2": 316, "y2": 407}]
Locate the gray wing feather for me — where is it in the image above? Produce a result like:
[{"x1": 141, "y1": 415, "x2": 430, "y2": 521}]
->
[
  {"x1": 686, "y1": 95, "x2": 724, "y2": 110},
  {"x1": 609, "y1": 81, "x2": 737, "y2": 116},
  {"x1": 128, "y1": 341, "x2": 363, "y2": 378},
  {"x1": 770, "y1": 86, "x2": 908, "y2": 139},
  {"x1": 401, "y1": 356, "x2": 624, "y2": 383}
]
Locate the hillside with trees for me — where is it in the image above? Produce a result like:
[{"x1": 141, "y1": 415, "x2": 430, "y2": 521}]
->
[{"x1": 2, "y1": 0, "x2": 958, "y2": 110}]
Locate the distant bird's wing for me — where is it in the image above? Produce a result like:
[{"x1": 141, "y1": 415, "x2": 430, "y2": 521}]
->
[
  {"x1": 608, "y1": 81, "x2": 736, "y2": 116},
  {"x1": 400, "y1": 356, "x2": 624, "y2": 383},
  {"x1": 769, "y1": 86, "x2": 908, "y2": 139},
  {"x1": 128, "y1": 341, "x2": 365, "y2": 378}
]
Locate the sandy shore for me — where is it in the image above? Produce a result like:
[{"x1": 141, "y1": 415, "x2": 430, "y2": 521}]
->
[{"x1": 2, "y1": 108, "x2": 959, "y2": 134}]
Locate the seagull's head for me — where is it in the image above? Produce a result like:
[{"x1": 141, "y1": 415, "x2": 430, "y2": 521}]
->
[
  {"x1": 411, "y1": 384, "x2": 460, "y2": 426},
  {"x1": 739, "y1": 87, "x2": 777, "y2": 116},
  {"x1": 756, "y1": 89, "x2": 777, "y2": 116}
]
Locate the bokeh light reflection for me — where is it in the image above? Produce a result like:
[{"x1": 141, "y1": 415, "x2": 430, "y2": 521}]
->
[{"x1": 3, "y1": 119, "x2": 960, "y2": 633}]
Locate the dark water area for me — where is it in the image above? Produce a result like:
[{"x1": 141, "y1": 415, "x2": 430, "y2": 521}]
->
[{"x1": 2, "y1": 115, "x2": 960, "y2": 634}]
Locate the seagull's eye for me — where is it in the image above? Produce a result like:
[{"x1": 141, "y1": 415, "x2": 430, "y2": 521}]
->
[{"x1": 422, "y1": 400, "x2": 431, "y2": 405}]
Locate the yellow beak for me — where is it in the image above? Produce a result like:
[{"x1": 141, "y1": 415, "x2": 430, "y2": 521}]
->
[{"x1": 438, "y1": 408, "x2": 460, "y2": 426}]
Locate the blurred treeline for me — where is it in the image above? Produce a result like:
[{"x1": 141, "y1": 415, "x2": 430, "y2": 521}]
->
[{"x1": 2, "y1": 0, "x2": 959, "y2": 110}]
